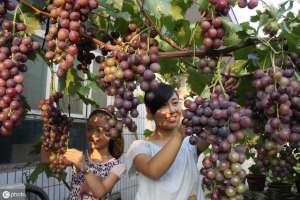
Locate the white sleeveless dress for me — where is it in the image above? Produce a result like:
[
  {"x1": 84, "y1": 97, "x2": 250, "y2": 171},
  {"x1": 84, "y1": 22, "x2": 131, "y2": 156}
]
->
[{"x1": 126, "y1": 136, "x2": 205, "y2": 200}]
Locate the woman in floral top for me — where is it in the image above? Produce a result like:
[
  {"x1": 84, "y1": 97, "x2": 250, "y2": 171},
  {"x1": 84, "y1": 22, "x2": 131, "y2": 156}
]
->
[{"x1": 41, "y1": 109, "x2": 126, "y2": 200}]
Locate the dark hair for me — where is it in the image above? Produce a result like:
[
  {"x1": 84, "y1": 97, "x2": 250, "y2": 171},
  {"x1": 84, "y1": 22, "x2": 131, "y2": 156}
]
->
[
  {"x1": 87, "y1": 109, "x2": 124, "y2": 159},
  {"x1": 144, "y1": 83, "x2": 175, "y2": 115}
]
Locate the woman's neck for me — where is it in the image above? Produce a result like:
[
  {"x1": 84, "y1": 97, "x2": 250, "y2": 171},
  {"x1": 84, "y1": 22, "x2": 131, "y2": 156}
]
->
[
  {"x1": 153, "y1": 128, "x2": 175, "y2": 140},
  {"x1": 90, "y1": 147, "x2": 112, "y2": 162}
]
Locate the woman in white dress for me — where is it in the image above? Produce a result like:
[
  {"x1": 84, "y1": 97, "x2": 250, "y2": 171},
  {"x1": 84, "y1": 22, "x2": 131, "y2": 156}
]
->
[{"x1": 127, "y1": 83, "x2": 209, "y2": 200}]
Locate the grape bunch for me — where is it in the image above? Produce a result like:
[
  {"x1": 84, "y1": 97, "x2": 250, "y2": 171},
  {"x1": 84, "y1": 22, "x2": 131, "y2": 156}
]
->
[
  {"x1": 97, "y1": 24, "x2": 161, "y2": 94},
  {"x1": 254, "y1": 142, "x2": 296, "y2": 180},
  {"x1": 197, "y1": 57, "x2": 217, "y2": 73},
  {"x1": 252, "y1": 68, "x2": 300, "y2": 147},
  {"x1": 271, "y1": 146, "x2": 297, "y2": 178},
  {"x1": 76, "y1": 38, "x2": 97, "y2": 73},
  {"x1": 0, "y1": 0, "x2": 16, "y2": 23},
  {"x1": 45, "y1": 0, "x2": 98, "y2": 76},
  {"x1": 274, "y1": 51, "x2": 300, "y2": 71},
  {"x1": 209, "y1": 0, "x2": 231, "y2": 15},
  {"x1": 113, "y1": 83, "x2": 140, "y2": 132},
  {"x1": 201, "y1": 18, "x2": 225, "y2": 49},
  {"x1": 39, "y1": 92, "x2": 72, "y2": 174},
  {"x1": 0, "y1": 2, "x2": 40, "y2": 135},
  {"x1": 289, "y1": 52, "x2": 300, "y2": 70},
  {"x1": 203, "y1": 146, "x2": 248, "y2": 200},
  {"x1": 237, "y1": 0, "x2": 259, "y2": 9},
  {"x1": 96, "y1": 24, "x2": 161, "y2": 131},
  {"x1": 183, "y1": 88, "x2": 252, "y2": 200}
]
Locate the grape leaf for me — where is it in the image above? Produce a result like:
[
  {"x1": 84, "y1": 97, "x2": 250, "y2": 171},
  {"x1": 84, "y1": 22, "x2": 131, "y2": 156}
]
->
[
  {"x1": 187, "y1": 68, "x2": 213, "y2": 95},
  {"x1": 173, "y1": 19, "x2": 191, "y2": 46},
  {"x1": 144, "y1": 0, "x2": 184, "y2": 20},
  {"x1": 29, "y1": 163, "x2": 51, "y2": 184},
  {"x1": 172, "y1": 0, "x2": 193, "y2": 14},
  {"x1": 196, "y1": 0, "x2": 208, "y2": 11},
  {"x1": 76, "y1": 91, "x2": 99, "y2": 107},
  {"x1": 144, "y1": 129, "x2": 153, "y2": 137},
  {"x1": 221, "y1": 17, "x2": 242, "y2": 33},
  {"x1": 223, "y1": 32, "x2": 241, "y2": 46},
  {"x1": 65, "y1": 69, "x2": 75, "y2": 95},
  {"x1": 100, "y1": 0, "x2": 124, "y2": 10},
  {"x1": 236, "y1": 76, "x2": 255, "y2": 106},
  {"x1": 159, "y1": 57, "x2": 179, "y2": 75},
  {"x1": 20, "y1": 94, "x2": 31, "y2": 117}
]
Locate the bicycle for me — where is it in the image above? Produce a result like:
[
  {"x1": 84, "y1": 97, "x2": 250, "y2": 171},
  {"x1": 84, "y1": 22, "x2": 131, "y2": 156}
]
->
[{"x1": 25, "y1": 184, "x2": 49, "y2": 200}]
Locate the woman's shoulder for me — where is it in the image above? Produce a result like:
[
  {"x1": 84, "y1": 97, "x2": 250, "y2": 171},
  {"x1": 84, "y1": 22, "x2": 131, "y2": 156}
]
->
[
  {"x1": 127, "y1": 139, "x2": 154, "y2": 158},
  {"x1": 129, "y1": 139, "x2": 149, "y2": 148}
]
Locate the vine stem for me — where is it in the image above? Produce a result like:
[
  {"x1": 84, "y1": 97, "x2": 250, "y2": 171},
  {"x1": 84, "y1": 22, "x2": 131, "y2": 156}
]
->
[
  {"x1": 50, "y1": 63, "x2": 56, "y2": 95},
  {"x1": 18, "y1": 6, "x2": 27, "y2": 29},
  {"x1": 135, "y1": 0, "x2": 185, "y2": 51},
  {"x1": 270, "y1": 53, "x2": 280, "y2": 119},
  {"x1": 19, "y1": 0, "x2": 52, "y2": 17},
  {"x1": 12, "y1": 4, "x2": 19, "y2": 35},
  {"x1": 216, "y1": 58, "x2": 227, "y2": 96},
  {"x1": 18, "y1": 0, "x2": 281, "y2": 59}
]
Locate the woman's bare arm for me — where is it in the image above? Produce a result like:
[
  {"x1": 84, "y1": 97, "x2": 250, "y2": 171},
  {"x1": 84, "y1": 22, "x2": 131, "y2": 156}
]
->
[
  {"x1": 83, "y1": 172, "x2": 119, "y2": 199},
  {"x1": 133, "y1": 132, "x2": 184, "y2": 180}
]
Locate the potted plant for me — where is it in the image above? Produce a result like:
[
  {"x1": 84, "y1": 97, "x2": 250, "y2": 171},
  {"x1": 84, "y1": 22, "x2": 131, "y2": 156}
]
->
[
  {"x1": 246, "y1": 164, "x2": 266, "y2": 192},
  {"x1": 246, "y1": 135, "x2": 267, "y2": 192},
  {"x1": 266, "y1": 146, "x2": 296, "y2": 195}
]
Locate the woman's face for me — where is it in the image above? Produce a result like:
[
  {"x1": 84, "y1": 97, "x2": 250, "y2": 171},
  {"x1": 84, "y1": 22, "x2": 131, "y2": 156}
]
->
[
  {"x1": 153, "y1": 92, "x2": 182, "y2": 131},
  {"x1": 87, "y1": 114, "x2": 111, "y2": 150}
]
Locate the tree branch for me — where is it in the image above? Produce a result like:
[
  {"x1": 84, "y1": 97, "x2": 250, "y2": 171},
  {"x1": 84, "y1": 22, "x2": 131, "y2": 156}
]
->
[
  {"x1": 17, "y1": 0, "x2": 274, "y2": 60},
  {"x1": 135, "y1": 0, "x2": 185, "y2": 51},
  {"x1": 80, "y1": 32, "x2": 121, "y2": 51},
  {"x1": 19, "y1": 0, "x2": 52, "y2": 17},
  {"x1": 158, "y1": 38, "x2": 259, "y2": 58}
]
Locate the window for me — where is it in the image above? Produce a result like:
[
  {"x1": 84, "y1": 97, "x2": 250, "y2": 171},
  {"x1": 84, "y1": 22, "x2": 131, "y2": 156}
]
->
[{"x1": 0, "y1": 119, "x2": 87, "y2": 164}]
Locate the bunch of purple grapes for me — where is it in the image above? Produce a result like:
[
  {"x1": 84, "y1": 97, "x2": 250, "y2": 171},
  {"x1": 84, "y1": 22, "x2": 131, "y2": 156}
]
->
[
  {"x1": 0, "y1": 0, "x2": 16, "y2": 23},
  {"x1": 96, "y1": 24, "x2": 161, "y2": 132},
  {"x1": 97, "y1": 24, "x2": 160, "y2": 93},
  {"x1": 275, "y1": 52, "x2": 300, "y2": 71},
  {"x1": 201, "y1": 17, "x2": 225, "y2": 49},
  {"x1": 289, "y1": 52, "x2": 300, "y2": 70},
  {"x1": 39, "y1": 92, "x2": 72, "y2": 174},
  {"x1": 0, "y1": 1, "x2": 40, "y2": 135},
  {"x1": 237, "y1": 0, "x2": 259, "y2": 9},
  {"x1": 270, "y1": 146, "x2": 297, "y2": 178},
  {"x1": 183, "y1": 88, "x2": 252, "y2": 200},
  {"x1": 208, "y1": 0, "x2": 231, "y2": 15},
  {"x1": 252, "y1": 68, "x2": 300, "y2": 147},
  {"x1": 45, "y1": 0, "x2": 98, "y2": 76},
  {"x1": 254, "y1": 142, "x2": 296, "y2": 180},
  {"x1": 197, "y1": 57, "x2": 217, "y2": 73},
  {"x1": 209, "y1": 0, "x2": 258, "y2": 16}
]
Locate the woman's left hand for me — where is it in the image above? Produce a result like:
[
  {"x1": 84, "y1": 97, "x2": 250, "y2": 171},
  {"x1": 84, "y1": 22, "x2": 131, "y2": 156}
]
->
[{"x1": 64, "y1": 148, "x2": 86, "y2": 170}]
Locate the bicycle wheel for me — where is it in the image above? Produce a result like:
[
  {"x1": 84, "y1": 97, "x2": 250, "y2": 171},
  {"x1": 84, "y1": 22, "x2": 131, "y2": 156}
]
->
[{"x1": 25, "y1": 184, "x2": 49, "y2": 200}]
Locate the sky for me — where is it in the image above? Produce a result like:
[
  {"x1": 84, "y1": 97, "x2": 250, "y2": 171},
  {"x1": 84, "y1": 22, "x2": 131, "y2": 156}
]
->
[{"x1": 232, "y1": 0, "x2": 300, "y2": 24}]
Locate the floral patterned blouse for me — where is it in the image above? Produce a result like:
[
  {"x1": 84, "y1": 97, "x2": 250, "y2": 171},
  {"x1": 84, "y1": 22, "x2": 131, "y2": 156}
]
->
[{"x1": 68, "y1": 157, "x2": 120, "y2": 200}]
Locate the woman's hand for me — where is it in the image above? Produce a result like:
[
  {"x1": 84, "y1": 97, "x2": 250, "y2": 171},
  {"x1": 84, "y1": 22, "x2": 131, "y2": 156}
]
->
[{"x1": 64, "y1": 148, "x2": 86, "y2": 170}]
